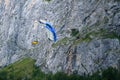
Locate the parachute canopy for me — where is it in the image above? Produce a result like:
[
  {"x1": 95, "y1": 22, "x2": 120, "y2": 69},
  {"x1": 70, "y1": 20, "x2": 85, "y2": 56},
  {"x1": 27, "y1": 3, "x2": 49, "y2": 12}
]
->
[
  {"x1": 45, "y1": 23, "x2": 57, "y2": 42},
  {"x1": 39, "y1": 20, "x2": 57, "y2": 42}
]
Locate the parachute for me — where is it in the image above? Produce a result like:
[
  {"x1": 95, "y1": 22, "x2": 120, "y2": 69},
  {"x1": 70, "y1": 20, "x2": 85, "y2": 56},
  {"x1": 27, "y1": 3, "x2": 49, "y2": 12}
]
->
[
  {"x1": 45, "y1": 22, "x2": 57, "y2": 42},
  {"x1": 32, "y1": 20, "x2": 57, "y2": 45},
  {"x1": 39, "y1": 20, "x2": 57, "y2": 42}
]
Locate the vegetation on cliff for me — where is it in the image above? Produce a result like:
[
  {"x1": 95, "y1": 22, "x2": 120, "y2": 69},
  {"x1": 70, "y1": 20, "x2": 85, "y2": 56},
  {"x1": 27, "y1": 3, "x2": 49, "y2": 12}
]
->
[{"x1": 0, "y1": 58, "x2": 120, "y2": 80}]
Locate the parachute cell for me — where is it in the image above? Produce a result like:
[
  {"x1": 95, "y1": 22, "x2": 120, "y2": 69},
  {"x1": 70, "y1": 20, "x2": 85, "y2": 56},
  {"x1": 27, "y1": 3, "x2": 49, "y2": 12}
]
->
[{"x1": 39, "y1": 20, "x2": 57, "y2": 42}]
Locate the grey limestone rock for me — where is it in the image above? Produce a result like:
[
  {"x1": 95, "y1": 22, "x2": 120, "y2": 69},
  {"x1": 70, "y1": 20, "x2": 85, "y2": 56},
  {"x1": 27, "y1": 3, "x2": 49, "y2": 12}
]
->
[{"x1": 0, "y1": 0, "x2": 120, "y2": 74}]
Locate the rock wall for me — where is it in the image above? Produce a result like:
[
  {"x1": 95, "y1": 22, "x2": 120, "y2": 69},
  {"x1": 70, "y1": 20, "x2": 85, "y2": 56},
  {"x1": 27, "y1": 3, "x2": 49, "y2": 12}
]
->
[{"x1": 0, "y1": 0, "x2": 120, "y2": 74}]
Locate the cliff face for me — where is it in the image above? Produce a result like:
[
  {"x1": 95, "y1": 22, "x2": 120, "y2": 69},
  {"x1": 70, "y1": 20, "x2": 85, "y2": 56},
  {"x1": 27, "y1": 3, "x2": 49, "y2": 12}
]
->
[{"x1": 0, "y1": 0, "x2": 120, "y2": 74}]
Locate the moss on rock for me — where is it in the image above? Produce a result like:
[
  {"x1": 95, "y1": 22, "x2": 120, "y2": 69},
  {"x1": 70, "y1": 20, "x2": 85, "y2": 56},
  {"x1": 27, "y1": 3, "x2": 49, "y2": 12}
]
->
[{"x1": 52, "y1": 37, "x2": 69, "y2": 48}]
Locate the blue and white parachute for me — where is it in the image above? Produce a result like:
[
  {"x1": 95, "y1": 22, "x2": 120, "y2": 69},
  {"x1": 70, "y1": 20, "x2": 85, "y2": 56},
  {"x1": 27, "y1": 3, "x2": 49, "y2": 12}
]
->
[{"x1": 38, "y1": 20, "x2": 57, "y2": 42}]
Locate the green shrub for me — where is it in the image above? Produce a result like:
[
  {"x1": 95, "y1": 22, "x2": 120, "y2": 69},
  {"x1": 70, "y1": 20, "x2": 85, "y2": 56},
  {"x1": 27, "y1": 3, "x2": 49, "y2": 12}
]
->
[
  {"x1": 71, "y1": 29, "x2": 79, "y2": 37},
  {"x1": 0, "y1": 71, "x2": 8, "y2": 80},
  {"x1": 102, "y1": 67, "x2": 120, "y2": 80}
]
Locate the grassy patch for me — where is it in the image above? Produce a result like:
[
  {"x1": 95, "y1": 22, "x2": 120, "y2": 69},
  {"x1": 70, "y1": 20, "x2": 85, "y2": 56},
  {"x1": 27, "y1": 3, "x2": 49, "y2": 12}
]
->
[
  {"x1": 52, "y1": 28, "x2": 108, "y2": 47},
  {"x1": 103, "y1": 32, "x2": 120, "y2": 41},
  {"x1": 73, "y1": 28, "x2": 120, "y2": 45},
  {"x1": 0, "y1": 58, "x2": 35, "y2": 80},
  {"x1": 73, "y1": 36, "x2": 92, "y2": 45},
  {"x1": 0, "y1": 58, "x2": 120, "y2": 80},
  {"x1": 52, "y1": 37, "x2": 69, "y2": 48},
  {"x1": 72, "y1": 29, "x2": 101, "y2": 45}
]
